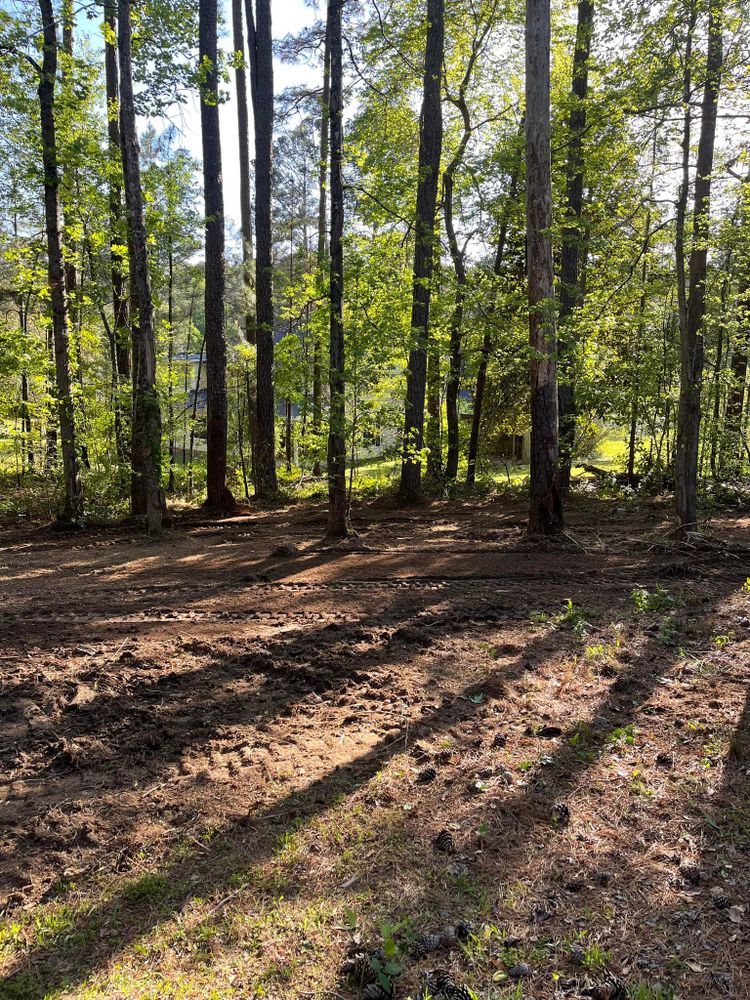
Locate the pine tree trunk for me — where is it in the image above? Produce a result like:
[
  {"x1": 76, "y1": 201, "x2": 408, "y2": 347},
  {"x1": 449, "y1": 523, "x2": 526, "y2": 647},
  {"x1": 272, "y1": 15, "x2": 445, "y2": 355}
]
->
[
  {"x1": 675, "y1": 0, "x2": 722, "y2": 534},
  {"x1": 399, "y1": 0, "x2": 444, "y2": 501},
  {"x1": 557, "y1": 0, "x2": 593, "y2": 494},
  {"x1": 232, "y1": 0, "x2": 258, "y2": 478},
  {"x1": 314, "y1": 14, "x2": 332, "y2": 478},
  {"x1": 37, "y1": 0, "x2": 81, "y2": 525},
  {"x1": 246, "y1": 0, "x2": 278, "y2": 497},
  {"x1": 326, "y1": 0, "x2": 348, "y2": 538},
  {"x1": 104, "y1": 2, "x2": 131, "y2": 481},
  {"x1": 200, "y1": 0, "x2": 234, "y2": 511},
  {"x1": 119, "y1": 0, "x2": 164, "y2": 535},
  {"x1": 526, "y1": 0, "x2": 563, "y2": 534}
]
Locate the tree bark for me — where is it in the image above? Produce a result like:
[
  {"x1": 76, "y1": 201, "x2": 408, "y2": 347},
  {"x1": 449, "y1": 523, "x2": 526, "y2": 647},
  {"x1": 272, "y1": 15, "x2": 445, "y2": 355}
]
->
[
  {"x1": 246, "y1": 0, "x2": 278, "y2": 497},
  {"x1": 314, "y1": 13, "x2": 332, "y2": 478},
  {"x1": 37, "y1": 0, "x2": 81, "y2": 525},
  {"x1": 199, "y1": 0, "x2": 234, "y2": 510},
  {"x1": 104, "y1": 2, "x2": 131, "y2": 481},
  {"x1": 399, "y1": 0, "x2": 444, "y2": 501},
  {"x1": 232, "y1": 0, "x2": 258, "y2": 483},
  {"x1": 119, "y1": 0, "x2": 165, "y2": 534},
  {"x1": 526, "y1": 0, "x2": 563, "y2": 534},
  {"x1": 557, "y1": 0, "x2": 593, "y2": 494},
  {"x1": 675, "y1": 0, "x2": 722, "y2": 533},
  {"x1": 326, "y1": 0, "x2": 348, "y2": 538}
]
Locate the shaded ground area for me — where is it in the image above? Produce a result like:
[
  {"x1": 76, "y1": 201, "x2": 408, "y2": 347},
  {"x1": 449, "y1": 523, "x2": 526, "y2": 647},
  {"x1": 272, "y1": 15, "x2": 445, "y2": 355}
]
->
[{"x1": 0, "y1": 495, "x2": 748, "y2": 999}]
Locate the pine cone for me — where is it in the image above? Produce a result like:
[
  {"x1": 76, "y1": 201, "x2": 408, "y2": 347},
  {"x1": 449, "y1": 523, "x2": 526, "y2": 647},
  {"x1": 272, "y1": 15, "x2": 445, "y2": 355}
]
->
[
  {"x1": 582, "y1": 971, "x2": 627, "y2": 1000},
  {"x1": 412, "y1": 932, "x2": 443, "y2": 959},
  {"x1": 434, "y1": 829, "x2": 456, "y2": 853},
  {"x1": 454, "y1": 922, "x2": 473, "y2": 943},
  {"x1": 679, "y1": 861, "x2": 702, "y2": 885},
  {"x1": 427, "y1": 968, "x2": 456, "y2": 995},
  {"x1": 492, "y1": 732, "x2": 507, "y2": 748},
  {"x1": 656, "y1": 751, "x2": 674, "y2": 768},
  {"x1": 551, "y1": 802, "x2": 570, "y2": 825},
  {"x1": 340, "y1": 952, "x2": 376, "y2": 986},
  {"x1": 417, "y1": 766, "x2": 438, "y2": 784},
  {"x1": 363, "y1": 983, "x2": 394, "y2": 1000},
  {"x1": 713, "y1": 893, "x2": 731, "y2": 910},
  {"x1": 446, "y1": 984, "x2": 474, "y2": 1000}
]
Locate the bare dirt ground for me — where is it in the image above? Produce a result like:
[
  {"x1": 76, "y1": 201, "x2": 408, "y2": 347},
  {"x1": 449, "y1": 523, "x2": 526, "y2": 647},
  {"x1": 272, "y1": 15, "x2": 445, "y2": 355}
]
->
[{"x1": 0, "y1": 495, "x2": 748, "y2": 1000}]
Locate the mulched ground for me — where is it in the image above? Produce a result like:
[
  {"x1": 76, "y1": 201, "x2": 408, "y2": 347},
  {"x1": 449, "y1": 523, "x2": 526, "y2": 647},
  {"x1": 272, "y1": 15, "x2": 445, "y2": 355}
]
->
[{"x1": 0, "y1": 495, "x2": 748, "y2": 999}]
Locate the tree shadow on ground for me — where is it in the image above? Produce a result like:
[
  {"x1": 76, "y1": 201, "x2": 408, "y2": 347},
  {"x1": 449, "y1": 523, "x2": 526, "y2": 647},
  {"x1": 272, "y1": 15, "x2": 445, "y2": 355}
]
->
[{"x1": 2, "y1": 541, "x2": 746, "y2": 997}]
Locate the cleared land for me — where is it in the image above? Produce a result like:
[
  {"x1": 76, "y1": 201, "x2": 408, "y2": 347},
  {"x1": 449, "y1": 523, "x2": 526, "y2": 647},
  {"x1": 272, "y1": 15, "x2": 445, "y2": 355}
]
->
[{"x1": 0, "y1": 496, "x2": 748, "y2": 999}]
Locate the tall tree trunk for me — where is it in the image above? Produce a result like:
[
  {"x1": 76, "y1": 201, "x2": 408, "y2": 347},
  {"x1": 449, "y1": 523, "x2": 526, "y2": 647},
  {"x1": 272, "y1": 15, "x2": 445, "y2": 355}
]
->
[
  {"x1": 327, "y1": 0, "x2": 348, "y2": 538},
  {"x1": 246, "y1": 0, "x2": 278, "y2": 497},
  {"x1": 119, "y1": 0, "x2": 164, "y2": 535},
  {"x1": 232, "y1": 0, "x2": 258, "y2": 479},
  {"x1": 675, "y1": 0, "x2": 722, "y2": 534},
  {"x1": 526, "y1": 0, "x2": 563, "y2": 534},
  {"x1": 200, "y1": 0, "x2": 234, "y2": 510},
  {"x1": 37, "y1": 0, "x2": 81, "y2": 525},
  {"x1": 676, "y1": 2, "x2": 697, "y2": 342},
  {"x1": 314, "y1": 14, "x2": 332, "y2": 478},
  {"x1": 557, "y1": 0, "x2": 593, "y2": 494},
  {"x1": 399, "y1": 0, "x2": 444, "y2": 501},
  {"x1": 104, "y1": 2, "x2": 130, "y2": 480}
]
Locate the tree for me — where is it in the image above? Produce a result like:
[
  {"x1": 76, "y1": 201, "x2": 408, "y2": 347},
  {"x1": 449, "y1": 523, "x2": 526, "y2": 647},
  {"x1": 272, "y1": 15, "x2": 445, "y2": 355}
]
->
[
  {"x1": 674, "y1": 0, "x2": 722, "y2": 534},
  {"x1": 119, "y1": 0, "x2": 165, "y2": 534},
  {"x1": 526, "y1": 0, "x2": 563, "y2": 534},
  {"x1": 199, "y1": 0, "x2": 234, "y2": 510},
  {"x1": 557, "y1": 0, "x2": 594, "y2": 494},
  {"x1": 399, "y1": 0, "x2": 444, "y2": 501},
  {"x1": 314, "y1": 14, "x2": 332, "y2": 479},
  {"x1": 36, "y1": 0, "x2": 82, "y2": 525},
  {"x1": 103, "y1": 2, "x2": 130, "y2": 479},
  {"x1": 326, "y1": 0, "x2": 347, "y2": 538},
  {"x1": 231, "y1": 0, "x2": 257, "y2": 480},
  {"x1": 246, "y1": 0, "x2": 278, "y2": 497}
]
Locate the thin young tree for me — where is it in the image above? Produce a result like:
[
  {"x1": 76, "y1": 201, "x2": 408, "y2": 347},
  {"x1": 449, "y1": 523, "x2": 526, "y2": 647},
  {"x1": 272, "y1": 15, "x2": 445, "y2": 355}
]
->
[
  {"x1": 557, "y1": 0, "x2": 593, "y2": 494},
  {"x1": 526, "y1": 0, "x2": 563, "y2": 533},
  {"x1": 119, "y1": 0, "x2": 164, "y2": 534},
  {"x1": 675, "y1": 0, "x2": 722, "y2": 534},
  {"x1": 37, "y1": 0, "x2": 82, "y2": 525},
  {"x1": 326, "y1": 0, "x2": 347, "y2": 537},
  {"x1": 399, "y1": 0, "x2": 444, "y2": 501},
  {"x1": 199, "y1": 0, "x2": 234, "y2": 510},
  {"x1": 246, "y1": 0, "x2": 278, "y2": 497}
]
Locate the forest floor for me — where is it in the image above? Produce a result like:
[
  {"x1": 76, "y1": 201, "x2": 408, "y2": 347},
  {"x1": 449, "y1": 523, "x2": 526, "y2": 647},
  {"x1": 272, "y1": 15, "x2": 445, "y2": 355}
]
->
[{"x1": 0, "y1": 494, "x2": 749, "y2": 1000}]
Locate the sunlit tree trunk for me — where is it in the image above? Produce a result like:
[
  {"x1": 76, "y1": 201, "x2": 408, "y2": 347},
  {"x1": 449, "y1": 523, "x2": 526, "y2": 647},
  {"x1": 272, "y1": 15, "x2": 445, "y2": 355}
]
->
[
  {"x1": 675, "y1": 0, "x2": 722, "y2": 534},
  {"x1": 246, "y1": 0, "x2": 278, "y2": 497},
  {"x1": 399, "y1": 0, "x2": 444, "y2": 501},
  {"x1": 119, "y1": 0, "x2": 164, "y2": 534},
  {"x1": 37, "y1": 0, "x2": 81, "y2": 525},
  {"x1": 526, "y1": 0, "x2": 563, "y2": 534},
  {"x1": 104, "y1": 2, "x2": 130, "y2": 479},
  {"x1": 200, "y1": 0, "x2": 234, "y2": 510},
  {"x1": 232, "y1": 0, "x2": 258, "y2": 479},
  {"x1": 327, "y1": 0, "x2": 348, "y2": 538}
]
